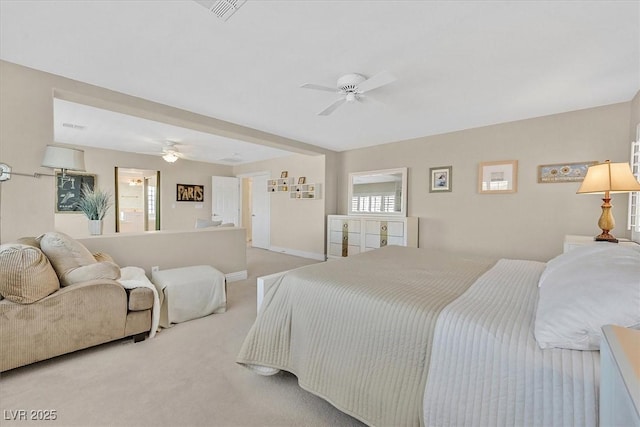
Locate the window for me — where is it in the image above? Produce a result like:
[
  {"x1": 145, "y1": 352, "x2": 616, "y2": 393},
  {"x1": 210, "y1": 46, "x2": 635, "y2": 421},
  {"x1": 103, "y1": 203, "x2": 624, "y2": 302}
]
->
[
  {"x1": 628, "y1": 125, "x2": 640, "y2": 233},
  {"x1": 351, "y1": 194, "x2": 396, "y2": 213}
]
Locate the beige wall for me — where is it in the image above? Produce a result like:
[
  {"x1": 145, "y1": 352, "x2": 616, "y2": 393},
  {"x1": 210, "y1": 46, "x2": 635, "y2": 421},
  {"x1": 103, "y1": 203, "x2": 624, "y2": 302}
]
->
[
  {"x1": 0, "y1": 61, "x2": 326, "y2": 246},
  {"x1": 0, "y1": 61, "x2": 235, "y2": 243},
  {"x1": 338, "y1": 102, "x2": 633, "y2": 261},
  {"x1": 234, "y1": 153, "x2": 326, "y2": 258},
  {"x1": 2, "y1": 60, "x2": 636, "y2": 262}
]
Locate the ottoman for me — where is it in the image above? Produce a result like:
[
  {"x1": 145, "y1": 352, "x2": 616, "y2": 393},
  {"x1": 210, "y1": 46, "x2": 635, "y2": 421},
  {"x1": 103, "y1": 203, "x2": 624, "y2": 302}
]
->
[{"x1": 151, "y1": 265, "x2": 226, "y2": 328}]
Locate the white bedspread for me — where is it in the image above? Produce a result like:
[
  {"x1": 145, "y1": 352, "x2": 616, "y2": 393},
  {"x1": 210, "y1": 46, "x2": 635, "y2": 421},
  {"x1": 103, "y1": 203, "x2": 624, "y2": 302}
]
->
[
  {"x1": 118, "y1": 266, "x2": 160, "y2": 338},
  {"x1": 423, "y1": 259, "x2": 599, "y2": 427}
]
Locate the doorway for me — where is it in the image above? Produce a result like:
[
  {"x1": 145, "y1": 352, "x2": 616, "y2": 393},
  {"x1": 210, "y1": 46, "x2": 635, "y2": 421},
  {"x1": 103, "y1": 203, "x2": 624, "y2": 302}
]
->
[
  {"x1": 239, "y1": 172, "x2": 270, "y2": 249},
  {"x1": 115, "y1": 167, "x2": 160, "y2": 232}
]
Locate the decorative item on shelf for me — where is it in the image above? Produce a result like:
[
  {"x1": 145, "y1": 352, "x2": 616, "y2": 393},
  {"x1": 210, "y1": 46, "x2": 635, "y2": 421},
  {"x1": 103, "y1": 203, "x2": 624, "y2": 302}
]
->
[
  {"x1": 281, "y1": 171, "x2": 288, "y2": 178},
  {"x1": 298, "y1": 177, "x2": 306, "y2": 185},
  {"x1": 429, "y1": 166, "x2": 452, "y2": 193},
  {"x1": 576, "y1": 160, "x2": 640, "y2": 243},
  {"x1": 478, "y1": 160, "x2": 518, "y2": 194},
  {"x1": 538, "y1": 161, "x2": 597, "y2": 183},
  {"x1": 76, "y1": 183, "x2": 112, "y2": 235}
]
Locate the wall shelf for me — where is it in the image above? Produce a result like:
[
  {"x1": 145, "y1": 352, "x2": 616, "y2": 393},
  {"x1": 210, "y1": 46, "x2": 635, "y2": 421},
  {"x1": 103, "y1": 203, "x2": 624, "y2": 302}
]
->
[
  {"x1": 290, "y1": 183, "x2": 321, "y2": 200},
  {"x1": 267, "y1": 177, "x2": 293, "y2": 193}
]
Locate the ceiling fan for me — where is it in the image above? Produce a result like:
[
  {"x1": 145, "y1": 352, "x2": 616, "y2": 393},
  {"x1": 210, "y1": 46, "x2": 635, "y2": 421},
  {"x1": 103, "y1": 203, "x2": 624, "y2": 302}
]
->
[
  {"x1": 144, "y1": 141, "x2": 186, "y2": 163},
  {"x1": 300, "y1": 71, "x2": 396, "y2": 116}
]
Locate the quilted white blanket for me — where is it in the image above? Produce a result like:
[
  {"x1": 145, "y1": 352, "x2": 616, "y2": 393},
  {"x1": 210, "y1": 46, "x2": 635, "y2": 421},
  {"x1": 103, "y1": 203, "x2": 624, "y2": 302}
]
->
[
  {"x1": 118, "y1": 266, "x2": 160, "y2": 338},
  {"x1": 237, "y1": 246, "x2": 494, "y2": 427},
  {"x1": 238, "y1": 247, "x2": 600, "y2": 427},
  {"x1": 423, "y1": 259, "x2": 599, "y2": 427}
]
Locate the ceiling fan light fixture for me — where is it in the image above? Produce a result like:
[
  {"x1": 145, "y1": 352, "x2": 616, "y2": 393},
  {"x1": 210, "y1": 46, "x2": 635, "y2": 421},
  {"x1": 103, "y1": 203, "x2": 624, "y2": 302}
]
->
[
  {"x1": 345, "y1": 92, "x2": 356, "y2": 102},
  {"x1": 163, "y1": 152, "x2": 178, "y2": 163}
]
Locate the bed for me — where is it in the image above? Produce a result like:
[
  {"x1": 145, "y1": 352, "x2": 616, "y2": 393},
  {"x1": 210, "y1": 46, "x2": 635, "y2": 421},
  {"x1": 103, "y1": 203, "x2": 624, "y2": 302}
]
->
[{"x1": 237, "y1": 244, "x2": 640, "y2": 427}]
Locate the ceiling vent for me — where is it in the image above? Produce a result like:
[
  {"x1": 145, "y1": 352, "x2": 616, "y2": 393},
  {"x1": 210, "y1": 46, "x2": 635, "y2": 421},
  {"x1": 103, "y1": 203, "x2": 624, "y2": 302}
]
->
[{"x1": 193, "y1": 0, "x2": 246, "y2": 21}]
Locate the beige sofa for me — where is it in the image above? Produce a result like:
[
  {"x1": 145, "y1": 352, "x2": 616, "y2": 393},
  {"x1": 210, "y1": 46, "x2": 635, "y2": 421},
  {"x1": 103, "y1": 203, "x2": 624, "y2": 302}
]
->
[{"x1": 0, "y1": 232, "x2": 154, "y2": 372}]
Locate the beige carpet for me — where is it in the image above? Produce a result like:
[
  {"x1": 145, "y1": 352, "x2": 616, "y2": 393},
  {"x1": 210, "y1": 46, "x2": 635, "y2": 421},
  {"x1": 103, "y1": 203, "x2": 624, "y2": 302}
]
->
[{"x1": 0, "y1": 248, "x2": 366, "y2": 427}]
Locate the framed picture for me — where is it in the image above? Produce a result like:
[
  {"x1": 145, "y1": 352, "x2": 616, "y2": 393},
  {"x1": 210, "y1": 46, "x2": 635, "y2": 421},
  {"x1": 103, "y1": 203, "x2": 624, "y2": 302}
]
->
[
  {"x1": 478, "y1": 160, "x2": 518, "y2": 194},
  {"x1": 55, "y1": 172, "x2": 96, "y2": 213},
  {"x1": 176, "y1": 184, "x2": 204, "y2": 202},
  {"x1": 280, "y1": 171, "x2": 288, "y2": 179},
  {"x1": 429, "y1": 166, "x2": 452, "y2": 192},
  {"x1": 537, "y1": 161, "x2": 597, "y2": 183},
  {"x1": 298, "y1": 176, "x2": 306, "y2": 185}
]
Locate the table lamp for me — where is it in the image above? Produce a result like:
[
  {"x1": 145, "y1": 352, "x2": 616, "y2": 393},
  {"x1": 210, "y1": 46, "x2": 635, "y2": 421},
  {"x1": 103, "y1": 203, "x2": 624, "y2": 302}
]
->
[{"x1": 577, "y1": 160, "x2": 640, "y2": 242}]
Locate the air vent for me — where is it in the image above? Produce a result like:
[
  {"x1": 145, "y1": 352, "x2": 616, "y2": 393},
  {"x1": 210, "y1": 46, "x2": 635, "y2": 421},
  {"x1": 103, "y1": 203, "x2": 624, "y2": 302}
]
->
[
  {"x1": 218, "y1": 156, "x2": 243, "y2": 163},
  {"x1": 62, "y1": 122, "x2": 86, "y2": 130},
  {"x1": 193, "y1": 0, "x2": 246, "y2": 21}
]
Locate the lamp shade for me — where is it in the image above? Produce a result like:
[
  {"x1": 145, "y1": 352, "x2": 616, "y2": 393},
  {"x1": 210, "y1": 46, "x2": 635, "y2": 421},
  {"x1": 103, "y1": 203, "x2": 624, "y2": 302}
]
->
[
  {"x1": 41, "y1": 145, "x2": 86, "y2": 171},
  {"x1": 577, "y1": 160, "x2": 640, "y2": 194}
]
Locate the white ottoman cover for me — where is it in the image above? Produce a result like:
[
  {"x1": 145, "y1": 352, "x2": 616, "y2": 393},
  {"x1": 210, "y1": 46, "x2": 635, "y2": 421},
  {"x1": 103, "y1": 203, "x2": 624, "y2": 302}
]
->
[{"x1": 152, "y1": 265, "x2": 226, "y2": 327}]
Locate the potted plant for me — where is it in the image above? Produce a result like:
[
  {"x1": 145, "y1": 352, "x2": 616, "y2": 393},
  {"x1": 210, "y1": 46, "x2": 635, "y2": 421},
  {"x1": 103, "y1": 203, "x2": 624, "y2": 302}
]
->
[{"x1": 76, "y1": 183, "x2": 112, "y2": 235}]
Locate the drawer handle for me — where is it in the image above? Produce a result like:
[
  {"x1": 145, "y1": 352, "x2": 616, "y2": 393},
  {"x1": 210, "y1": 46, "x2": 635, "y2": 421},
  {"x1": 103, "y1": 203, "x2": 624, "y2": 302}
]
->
[
  {"x1": 381, "y1": 225, "x2": 387, "y2": 232},
  {"x1": 343, "y1": 236, "x2": 348, "y2": 241},
  {"x1": 381, "y1": 239, "x2": 387, "y2": 246},
  {"x1": 343, "y1": 223, "x2": 348, "y2": 229}
]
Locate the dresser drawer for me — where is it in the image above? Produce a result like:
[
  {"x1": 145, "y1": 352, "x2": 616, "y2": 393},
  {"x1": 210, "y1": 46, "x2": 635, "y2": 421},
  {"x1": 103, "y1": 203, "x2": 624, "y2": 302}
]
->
[
  {"x1": 329, "y1": 243, "x2": 361, "y2": 257},
  {"x1": 330, "y1": 218, "x2": 361, "y2": 232},
  {"x1": 364, "y1": 220, "x2": 405, "y2": 237},
  {"x1": 329, "y1": 231, "x2": 361, "y2": 246},
  {"x1": 364, "y1": 234, "x2": 404, "y2": 249}
]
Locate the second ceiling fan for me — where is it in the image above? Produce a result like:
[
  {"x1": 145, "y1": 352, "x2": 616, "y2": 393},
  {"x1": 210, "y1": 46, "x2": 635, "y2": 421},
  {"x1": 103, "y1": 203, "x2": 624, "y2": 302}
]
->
[{"x1": 300, "y1": 71, "x2": 396, "y2": 116}]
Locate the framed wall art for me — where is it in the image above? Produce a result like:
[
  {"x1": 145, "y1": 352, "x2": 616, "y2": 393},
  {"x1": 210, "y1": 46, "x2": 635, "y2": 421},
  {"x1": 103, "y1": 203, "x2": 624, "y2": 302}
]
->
[
  {"x1": 429, "y1": 166, "x2": 452, "y2": 192},
  {"x1": 537, "y1": 161, "x2": 597, "y2": 183},
  {"x1": 176, "y1": 184, "x2": 204, "y2": 202},
  {"x1": 478, "y1": 160, "x2": 518, "y2": 194},
  {"x1": 55, "y1": 172, "x2": 96, "y2": 213}
]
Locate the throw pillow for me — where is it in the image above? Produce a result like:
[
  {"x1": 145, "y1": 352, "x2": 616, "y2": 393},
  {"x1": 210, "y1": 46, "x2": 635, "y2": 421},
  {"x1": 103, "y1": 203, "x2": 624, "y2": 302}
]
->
[
  {"x1": 38, "y1": 231, "x2": 120, "y2": 286},
  {"x1": 534, "y1": 244, "x2": 640, "y2": 350},
  {"x1": 0, "y1": 243, "x2": 60, "y2": 304},
  {"x1": 195, "y1": 218, "x2": 223, "y2": 228}
]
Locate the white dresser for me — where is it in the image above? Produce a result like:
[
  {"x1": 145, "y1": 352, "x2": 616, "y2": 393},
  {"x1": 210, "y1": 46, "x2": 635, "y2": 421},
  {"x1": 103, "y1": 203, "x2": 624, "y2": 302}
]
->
[{"x1": 327, "y1": 215, "x2": 418, "y2": 258}]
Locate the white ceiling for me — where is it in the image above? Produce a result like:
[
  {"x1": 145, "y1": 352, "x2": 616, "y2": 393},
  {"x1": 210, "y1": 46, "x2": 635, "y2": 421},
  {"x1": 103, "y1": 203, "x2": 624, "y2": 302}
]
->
[{"x1": 1, "y1": 1, "x2": 638, "y2": 164}]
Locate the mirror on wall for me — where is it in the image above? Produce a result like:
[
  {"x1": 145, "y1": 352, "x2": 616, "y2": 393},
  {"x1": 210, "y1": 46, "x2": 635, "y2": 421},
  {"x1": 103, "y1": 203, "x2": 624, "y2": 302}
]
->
[
  {"x1": 115, "y1": 167, "x2": 160, "y2": 232},
  {"x1": 348, "y1": 167, "x2": 407, "y2": 216}
]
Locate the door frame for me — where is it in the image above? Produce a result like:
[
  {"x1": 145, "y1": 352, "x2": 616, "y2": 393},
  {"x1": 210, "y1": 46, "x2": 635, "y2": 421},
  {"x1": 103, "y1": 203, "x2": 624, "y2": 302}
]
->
[{"x1": 237, "y1": 171, "x2": 271, "y2": 248}]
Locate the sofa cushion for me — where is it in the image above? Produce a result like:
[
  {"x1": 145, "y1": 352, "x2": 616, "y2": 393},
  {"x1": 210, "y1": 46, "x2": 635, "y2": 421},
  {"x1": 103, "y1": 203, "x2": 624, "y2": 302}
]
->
[
  {"x1": 39, "y1": 231, "x2": 120, "y2": 286},
  {"x1": 0, "y1": 243, "x2": 60, "y2": 304},
  {"x1": 127, "y1": 287, "x2": 154, "y2": 311}
]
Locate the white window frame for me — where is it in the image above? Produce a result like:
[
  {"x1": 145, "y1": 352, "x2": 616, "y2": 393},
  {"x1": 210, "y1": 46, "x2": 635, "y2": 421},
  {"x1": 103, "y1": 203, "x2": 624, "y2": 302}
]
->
[{"x1": 628, "y1": 123, "x2": 640, "y2": 237}]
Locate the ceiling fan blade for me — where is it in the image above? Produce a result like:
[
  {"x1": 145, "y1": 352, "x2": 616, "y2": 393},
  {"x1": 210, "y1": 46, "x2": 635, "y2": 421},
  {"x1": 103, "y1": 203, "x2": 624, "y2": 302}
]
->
[
  {"x1": 357, "y1": 71, "x2": 396, "y2": 93},
  {"x1": 301, "y1": 83, "x2": 338, "y2": 93},
  {"x1": 318, "y1": 98, "x2": 346, "y2": 116}
]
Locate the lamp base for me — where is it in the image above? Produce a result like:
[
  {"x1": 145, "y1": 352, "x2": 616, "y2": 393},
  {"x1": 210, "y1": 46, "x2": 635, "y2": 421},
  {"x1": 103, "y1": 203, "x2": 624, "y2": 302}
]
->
[{"x1": 595, "y1": 232, "x2": 618, "y2": 243}]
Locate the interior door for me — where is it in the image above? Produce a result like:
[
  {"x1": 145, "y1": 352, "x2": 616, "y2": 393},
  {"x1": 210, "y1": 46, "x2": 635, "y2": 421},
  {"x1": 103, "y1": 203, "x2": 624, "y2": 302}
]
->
[
  {"x1": 250, "y1": 173, "x2": 270, "y2": 249},
  {"x1": 211, "y1": 176, "x2": 239, "y2": 225}
]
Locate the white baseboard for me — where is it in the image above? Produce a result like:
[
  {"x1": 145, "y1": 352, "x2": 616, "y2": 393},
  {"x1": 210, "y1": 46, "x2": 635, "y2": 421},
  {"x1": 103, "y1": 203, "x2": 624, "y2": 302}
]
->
[
  {"x1": 225, "y1": 270, "x2": 248, "y2": 282},
  {"x1": 268, "y1": 246, "x2": 326, "y2": 261}
]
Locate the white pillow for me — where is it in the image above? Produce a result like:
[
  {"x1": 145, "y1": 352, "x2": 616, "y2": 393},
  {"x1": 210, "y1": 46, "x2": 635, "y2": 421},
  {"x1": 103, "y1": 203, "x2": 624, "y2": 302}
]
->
[
  {"x1": 195, "y1": 218, "x2": 222, "y2": 229},
  {"x1": 534, "y1": 244, "x2": 640, "y2": 350}
]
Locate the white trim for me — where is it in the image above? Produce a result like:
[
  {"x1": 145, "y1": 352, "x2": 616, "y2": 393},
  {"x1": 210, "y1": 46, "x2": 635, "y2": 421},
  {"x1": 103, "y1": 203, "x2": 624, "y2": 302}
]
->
[
  {"x1": 225, "y1": 270, "x2": 248, "y2": 282},
  {"x1": 269, "y1": 245, "x2": 326, "y2": 261},
  {"x1": 256, "y1": 270, "x2": 290, "y2": 311}
]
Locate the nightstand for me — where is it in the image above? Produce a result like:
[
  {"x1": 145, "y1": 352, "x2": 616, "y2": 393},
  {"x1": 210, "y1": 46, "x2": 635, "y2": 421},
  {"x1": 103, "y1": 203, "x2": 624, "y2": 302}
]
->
[
  {"x1": 563, "y1": 235, "x2": 639, "y2": 253},
  {"x1": 600, "y1": 325, "x2": 640, "y2": 427}
]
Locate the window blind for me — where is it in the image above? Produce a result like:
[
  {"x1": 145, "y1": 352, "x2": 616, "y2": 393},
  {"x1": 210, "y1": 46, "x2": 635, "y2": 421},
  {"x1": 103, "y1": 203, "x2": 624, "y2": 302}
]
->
[{"x1": 628, "y1": 124, "x2": 640, "y2": 232}]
